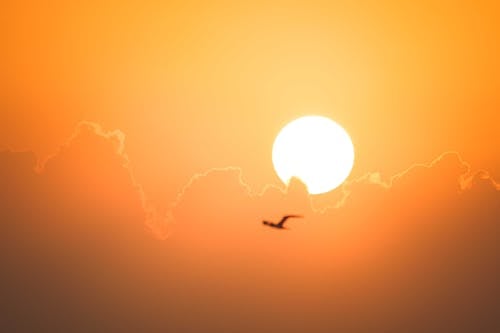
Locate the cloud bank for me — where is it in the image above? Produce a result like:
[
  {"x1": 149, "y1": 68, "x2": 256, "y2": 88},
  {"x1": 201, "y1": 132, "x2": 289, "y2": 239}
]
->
[{"x1": 1, "y1": 122, "x2": 499, "y2": 332}]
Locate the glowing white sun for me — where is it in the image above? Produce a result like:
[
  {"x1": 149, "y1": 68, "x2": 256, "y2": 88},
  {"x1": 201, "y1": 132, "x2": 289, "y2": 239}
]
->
[{"x1": 272, "y1": 115, "x2": 355, "y2": 195}]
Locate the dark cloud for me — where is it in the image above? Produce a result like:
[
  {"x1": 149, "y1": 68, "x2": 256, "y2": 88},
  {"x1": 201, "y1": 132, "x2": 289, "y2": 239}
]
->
[
  {"x1": 162, "y1": 151, "x2": 500, "y2": 333},
  {"x1": 1, "y1": 125, "x2": 499, "y2": 332},
  {"x1": 0, "y1": 122, "x2": 163, "y2": 331}
]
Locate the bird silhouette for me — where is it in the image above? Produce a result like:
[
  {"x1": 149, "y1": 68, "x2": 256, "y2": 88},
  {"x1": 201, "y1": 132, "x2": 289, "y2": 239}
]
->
[{"x1": 262, "y1": 215, "x2": 303, "y2": 229}]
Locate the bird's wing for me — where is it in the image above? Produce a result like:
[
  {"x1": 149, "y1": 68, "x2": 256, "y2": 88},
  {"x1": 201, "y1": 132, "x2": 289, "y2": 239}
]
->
[{"x1": 277, "y1": 215, "x2": 303, "y2": 226}]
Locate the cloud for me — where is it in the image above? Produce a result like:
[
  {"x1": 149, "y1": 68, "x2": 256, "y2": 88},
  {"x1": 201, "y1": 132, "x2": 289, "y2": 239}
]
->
[
  {"x1": 37, "y1": 121, "x2": 170, "y2": 238},
  {"x1": 0, "y1": 122, "x2": 165, "y2": 331},
  {"x1": 1, "y1": 124, "x2": 499, "y2": 332},
  {"x1": 163, "y1": 150, "x2": 500, "y2": 332}
]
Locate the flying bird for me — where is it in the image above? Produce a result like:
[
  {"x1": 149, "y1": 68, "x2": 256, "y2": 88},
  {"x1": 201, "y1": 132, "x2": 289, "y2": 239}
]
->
[{"x1": 262, "y1": 215, "x2": 303, "y2": 229}]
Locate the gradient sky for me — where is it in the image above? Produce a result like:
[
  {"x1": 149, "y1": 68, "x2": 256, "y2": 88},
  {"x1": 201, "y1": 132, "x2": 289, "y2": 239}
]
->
[
  {"x1": 3, "y1": 0, "x2": 500, "y2": 202},
  {"x1": 1, "y1": 1, "x2": 499, "y2": 332}
]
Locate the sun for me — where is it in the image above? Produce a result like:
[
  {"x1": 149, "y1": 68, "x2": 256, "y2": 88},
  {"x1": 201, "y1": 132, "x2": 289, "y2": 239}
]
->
[{"x1": 272, "y1": 115, "x2": 355, "y2": 195}]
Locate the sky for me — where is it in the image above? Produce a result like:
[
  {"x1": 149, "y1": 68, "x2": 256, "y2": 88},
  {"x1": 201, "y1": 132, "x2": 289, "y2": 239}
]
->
[{"x1": 1, "y1": 0, "x2": 500, "y2": 332}]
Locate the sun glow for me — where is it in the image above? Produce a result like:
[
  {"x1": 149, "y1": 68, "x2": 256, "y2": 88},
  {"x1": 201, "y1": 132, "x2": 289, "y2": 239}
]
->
[{"x1": 272, "y1": 116, "x2": 355, "y2": 195}]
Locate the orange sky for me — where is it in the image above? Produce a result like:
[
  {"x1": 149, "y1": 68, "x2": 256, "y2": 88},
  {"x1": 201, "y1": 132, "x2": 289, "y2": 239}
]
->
[
  {"x1": 3, "y1": 0, "x2": 499, "y2": 206},
  {"x1": 1, "y1": 2, "x2": 500, "y2": 330}
]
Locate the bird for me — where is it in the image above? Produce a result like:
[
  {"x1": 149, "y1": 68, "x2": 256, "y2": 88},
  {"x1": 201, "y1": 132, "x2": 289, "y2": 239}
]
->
[{"x1": 262, "y1": 215, "x2": 303, "y2": 229}]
